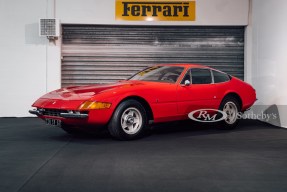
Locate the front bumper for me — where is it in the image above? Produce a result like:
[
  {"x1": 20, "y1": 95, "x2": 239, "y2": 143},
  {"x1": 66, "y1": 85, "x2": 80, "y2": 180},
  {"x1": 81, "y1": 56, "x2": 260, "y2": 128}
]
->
[
  {"x1": 59, "y1": 112, "x2": 88, "y2": 118},
  {"x1": 29, "y1": 109, "x2": 88, "y2": 119},
  {"x1": 29, "y1": 109, "x2": 44, "y2": 116}
]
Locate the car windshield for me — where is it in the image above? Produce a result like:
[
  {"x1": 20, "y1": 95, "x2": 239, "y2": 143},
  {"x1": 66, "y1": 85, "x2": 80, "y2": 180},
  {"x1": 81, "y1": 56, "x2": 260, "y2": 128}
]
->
[{"x1": 128, "y1": 66, "x2": 184, "y2": 83}]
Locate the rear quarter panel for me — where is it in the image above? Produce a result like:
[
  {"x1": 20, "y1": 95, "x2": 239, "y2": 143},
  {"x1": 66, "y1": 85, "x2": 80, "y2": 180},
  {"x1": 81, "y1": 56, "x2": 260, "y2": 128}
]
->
[{"x1": 217, "y1": 77, "x2": 256, "y2": 111}]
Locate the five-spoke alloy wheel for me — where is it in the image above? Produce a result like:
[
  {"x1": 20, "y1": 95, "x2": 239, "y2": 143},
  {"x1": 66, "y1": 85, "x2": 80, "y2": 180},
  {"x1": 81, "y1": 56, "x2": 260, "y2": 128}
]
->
[
  {"x1": 108, "y1": 99, "x2": 148, "y2": 140},
  {"x1": 120, "y1": 107, "x2": 143, "y2": 135},
  {"x1": 219, "y1": 97, "x2": 240, "y2": 129},
  {"x1": 223, "y1": 101, "x2": 238, "y2": 125}
]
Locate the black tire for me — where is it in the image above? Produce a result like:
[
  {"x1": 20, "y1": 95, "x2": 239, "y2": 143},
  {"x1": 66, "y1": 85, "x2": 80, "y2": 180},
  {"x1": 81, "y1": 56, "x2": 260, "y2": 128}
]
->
[
  {"x1": 218, "y1": 96, "x2": 240, "y2": 129},
  {"x1": 108, "y1": 99, "x2": 148, "y2": 140}
]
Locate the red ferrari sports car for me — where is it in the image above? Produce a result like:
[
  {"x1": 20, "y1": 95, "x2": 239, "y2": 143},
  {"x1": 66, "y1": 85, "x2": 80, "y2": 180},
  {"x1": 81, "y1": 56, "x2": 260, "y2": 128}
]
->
[{"x1": 29, "y1": 64, "x2": 256, "y2": 140}]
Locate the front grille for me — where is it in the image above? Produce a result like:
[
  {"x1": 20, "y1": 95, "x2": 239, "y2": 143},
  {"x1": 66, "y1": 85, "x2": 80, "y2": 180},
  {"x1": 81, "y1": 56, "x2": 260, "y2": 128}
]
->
[{"x1": 41, "y1": 109, "x2": 68, "y2": 117}]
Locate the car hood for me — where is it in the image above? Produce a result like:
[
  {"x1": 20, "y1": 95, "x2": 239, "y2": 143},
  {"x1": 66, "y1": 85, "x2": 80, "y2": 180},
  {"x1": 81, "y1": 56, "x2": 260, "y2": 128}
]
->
[
  {"x1": 32, "y1": 80, "x2": 166, "y2": 109},
  {"x1": 39, "y1": 80, "x2": 143, "y2": 100}
]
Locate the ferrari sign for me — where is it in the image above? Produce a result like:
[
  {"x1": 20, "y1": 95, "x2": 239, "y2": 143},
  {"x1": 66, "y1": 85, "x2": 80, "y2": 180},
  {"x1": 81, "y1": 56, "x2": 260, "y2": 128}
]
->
[{"x1": 115, "y1": 0, "x2": 196, "y2": 21}]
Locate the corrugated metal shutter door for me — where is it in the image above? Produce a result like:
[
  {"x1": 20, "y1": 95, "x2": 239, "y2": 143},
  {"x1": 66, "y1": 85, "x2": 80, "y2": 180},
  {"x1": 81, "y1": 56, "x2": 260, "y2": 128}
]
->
[{"x1": 62, "y1": 25, "x2": 244, "y2": 87}]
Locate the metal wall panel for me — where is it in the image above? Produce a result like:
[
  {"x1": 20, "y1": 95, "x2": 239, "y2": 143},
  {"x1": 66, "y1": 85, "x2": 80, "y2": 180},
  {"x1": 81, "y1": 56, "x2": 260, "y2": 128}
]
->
[{"x1": 62, "y1": 25, "x2": 244, "y2": 87}]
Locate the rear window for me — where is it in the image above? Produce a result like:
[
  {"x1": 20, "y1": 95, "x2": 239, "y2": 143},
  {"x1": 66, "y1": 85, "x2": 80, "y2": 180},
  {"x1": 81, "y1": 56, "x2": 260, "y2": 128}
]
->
[{"x1": 213, "y1": 70, "x2": 230, "y2": 83}]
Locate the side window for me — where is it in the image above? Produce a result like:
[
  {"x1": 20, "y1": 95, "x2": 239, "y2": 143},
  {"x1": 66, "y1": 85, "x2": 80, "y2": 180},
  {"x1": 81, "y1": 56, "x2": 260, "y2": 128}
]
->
[
  {"x1": 191, "y1": 68, "x2": 212, "y2": 84},
  {"x1": 213, "y1": 70, "x2": 230, "y2": 83}
]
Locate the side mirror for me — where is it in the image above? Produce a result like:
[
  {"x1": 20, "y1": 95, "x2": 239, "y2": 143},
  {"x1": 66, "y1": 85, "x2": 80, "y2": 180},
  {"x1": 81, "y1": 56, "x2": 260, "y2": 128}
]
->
[{"x1": 183, "y1": 80, "x2": 191, "y2": 86}]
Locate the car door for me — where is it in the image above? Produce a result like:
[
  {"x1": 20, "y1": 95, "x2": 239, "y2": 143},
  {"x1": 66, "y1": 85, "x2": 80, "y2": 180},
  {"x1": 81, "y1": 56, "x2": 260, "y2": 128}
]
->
[{"x1": 177, "y1": 68, "x2": 219, "y2": 116}]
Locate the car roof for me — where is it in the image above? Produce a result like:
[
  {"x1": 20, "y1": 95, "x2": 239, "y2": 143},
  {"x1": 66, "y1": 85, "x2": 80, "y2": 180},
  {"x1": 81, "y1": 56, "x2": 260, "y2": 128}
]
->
[{"x1": 156, "y1": 63, "x2": 211, "y2": 69}]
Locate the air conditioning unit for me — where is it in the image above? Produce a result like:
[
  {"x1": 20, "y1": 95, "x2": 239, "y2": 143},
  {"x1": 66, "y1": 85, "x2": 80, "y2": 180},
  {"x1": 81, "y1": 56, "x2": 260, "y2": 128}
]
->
[{"x1": 39, "y1": 18, "x2": 60, "y2": 39}]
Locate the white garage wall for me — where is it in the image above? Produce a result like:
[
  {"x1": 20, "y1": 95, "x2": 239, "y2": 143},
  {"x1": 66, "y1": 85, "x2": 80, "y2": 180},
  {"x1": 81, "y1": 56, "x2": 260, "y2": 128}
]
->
[
  {"x1": 0, "y1": 0, "x2": 60, "y2": 117},
  {"x1": 56, "y1": 0, "x2": 249, "y2": 25},
  {"x1": 0, "y1": 0, "x2": 47, "y2": 117},
  {"x1": 250, "y1": 0, "x2": 287, "y2": 128}
]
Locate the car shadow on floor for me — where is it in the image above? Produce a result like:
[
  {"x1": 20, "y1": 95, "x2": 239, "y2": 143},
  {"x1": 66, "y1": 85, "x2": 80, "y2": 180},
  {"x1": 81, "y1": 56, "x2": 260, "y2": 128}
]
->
[{"x1": 52, "y1": 119, "x2": 277, "y2": 143}]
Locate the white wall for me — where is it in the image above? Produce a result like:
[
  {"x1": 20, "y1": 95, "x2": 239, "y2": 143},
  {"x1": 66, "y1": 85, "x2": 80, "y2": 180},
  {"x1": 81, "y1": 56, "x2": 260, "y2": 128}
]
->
[
  {"x1": 0, "y1": 0, "x2": 60, "y2": 117},
  {"x1": 249, "y1": 0, "x2": 287, "y2": 127},
  {"x1": 0, "y1": 0, "x2": 249, "y2": 117},
  {"x1": 56, "y1": 0, "x2": 249, "y2": 25},
  {"x1": 0, "y1": 0, "x2": 47, "y2": 117}
]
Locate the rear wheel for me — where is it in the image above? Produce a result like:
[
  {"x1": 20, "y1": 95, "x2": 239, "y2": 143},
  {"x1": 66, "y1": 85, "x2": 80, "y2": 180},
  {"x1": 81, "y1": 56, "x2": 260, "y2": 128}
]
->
[
  {"x1": 108, "y1": 99, "x2": 148, "y2": 140},
  {"x1": 218, "y1": 97, "x2": 240, "y2": 129}
]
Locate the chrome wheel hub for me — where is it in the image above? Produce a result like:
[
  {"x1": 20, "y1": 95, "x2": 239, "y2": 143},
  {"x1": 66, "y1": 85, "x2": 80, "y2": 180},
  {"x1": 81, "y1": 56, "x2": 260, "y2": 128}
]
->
[
  {"x1": 121, "y1": 107, "x2": 142, "y2": 135},
  {"x1": 126, "y1": 116, "x2": 134, "y2": 124},
  {"x1": 223, "y1": 102, "x2": 238, "y2": 124}
]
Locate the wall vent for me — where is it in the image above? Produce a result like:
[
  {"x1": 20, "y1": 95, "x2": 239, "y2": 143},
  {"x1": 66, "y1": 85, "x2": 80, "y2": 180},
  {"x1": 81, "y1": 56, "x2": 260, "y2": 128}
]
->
[{"x1": 39, "y1": 19, "x2": 60, "y2": 39}]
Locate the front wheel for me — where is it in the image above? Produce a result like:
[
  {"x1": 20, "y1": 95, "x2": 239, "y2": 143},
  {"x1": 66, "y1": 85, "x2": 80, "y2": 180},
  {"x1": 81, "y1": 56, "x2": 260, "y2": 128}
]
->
[
  {"x1": 218, "y1": 97, "x2": 240, "y2": 129},
  {"x1": 108, "y1": 99, "x2": 148, "y2": 140}
]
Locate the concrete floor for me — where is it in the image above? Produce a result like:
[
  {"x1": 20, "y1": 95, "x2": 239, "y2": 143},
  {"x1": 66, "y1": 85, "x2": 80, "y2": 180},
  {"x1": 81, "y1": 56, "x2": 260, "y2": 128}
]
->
[{"x1": 0, "y1": 118, "x2": 287, "y2": 192}]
